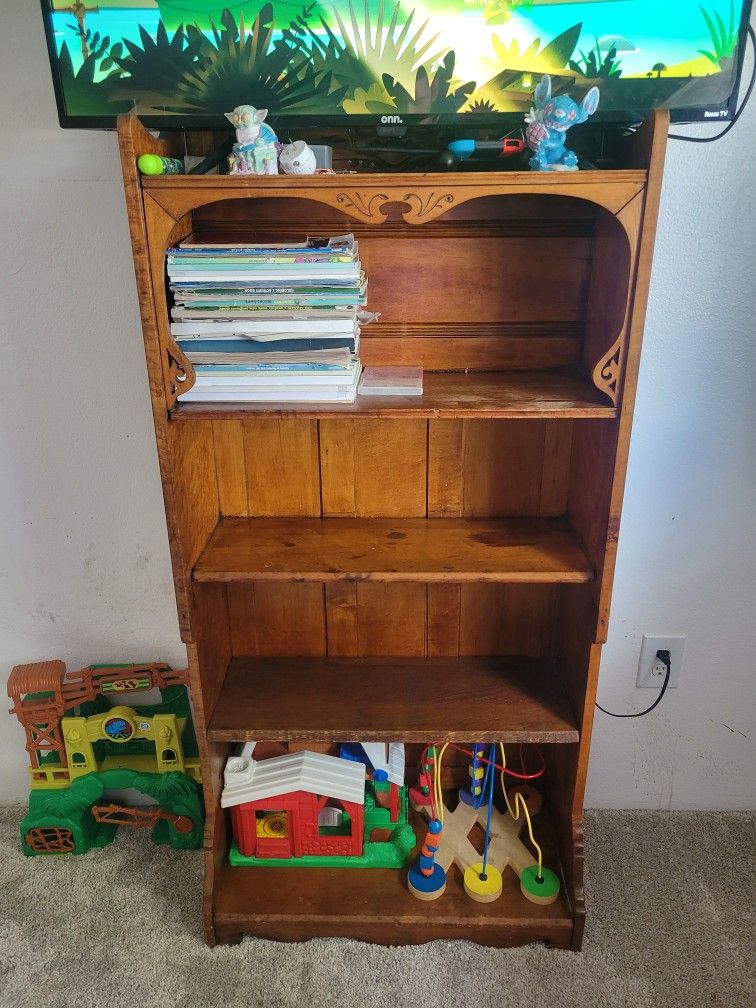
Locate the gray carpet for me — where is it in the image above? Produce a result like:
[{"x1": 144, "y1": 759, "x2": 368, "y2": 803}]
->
[{"x1": 0, "y1": 807, "x2": 753, "y2": 1008}]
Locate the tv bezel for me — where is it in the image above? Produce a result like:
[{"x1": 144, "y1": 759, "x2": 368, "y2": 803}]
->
[{"x1": 39, "y1": 0, "x2": 754, "y2": 131}]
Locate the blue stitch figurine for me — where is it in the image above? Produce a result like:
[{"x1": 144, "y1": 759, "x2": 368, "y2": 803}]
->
[{"x1": 525, "y1": 75, "x2": 599, "y2": 172}]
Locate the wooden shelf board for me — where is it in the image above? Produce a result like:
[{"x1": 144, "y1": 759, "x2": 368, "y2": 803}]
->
[
  {"x1": 193, "y1": 517, "x2": 594, "y2": 584},
  {"x1": 144, "y1": 167, "x2": 646, "y2": 192},
  {"x1": 171, "y1": 370, "x2": 616, "y2": 421},
  {"x1": 208, "y1": 656, "x2": 579, "y2": 743},
  {"x1": 212, "y1": 807, "x2": 574, "y2": 948}
]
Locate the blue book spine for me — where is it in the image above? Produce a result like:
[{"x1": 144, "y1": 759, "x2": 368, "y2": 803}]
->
[
  {"x1": 177, "y1": 338, "x2": 357, "y2": 354},
  {"x1": 193, "y1": 362, "x2": 352, "y2": 373}
]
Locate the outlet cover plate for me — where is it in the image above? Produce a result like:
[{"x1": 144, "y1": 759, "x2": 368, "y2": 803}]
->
[{"x1": 637, "y1": 635, "x2": 686, "y2": 688}]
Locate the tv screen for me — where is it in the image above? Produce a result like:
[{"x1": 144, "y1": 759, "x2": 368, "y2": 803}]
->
[{"x1": 41, "y1": 1, "x2": 753, "y2": 128}]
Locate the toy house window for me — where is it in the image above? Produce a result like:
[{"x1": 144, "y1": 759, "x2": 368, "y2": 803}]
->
[
  {"x1": 161, "y1": 748, "x2": 177, "y2": 765},
  {"x1": 317, "y1": 799, "x2": 350, "y2": 836},
  {"x1": 71, "y1": 751, "x2": 86, "y2": 765}
]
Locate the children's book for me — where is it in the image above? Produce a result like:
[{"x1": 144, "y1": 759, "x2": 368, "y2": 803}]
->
[
  {"x1": 178, "y1": 366, "x2": 362, "y2": 403},
  {"x1": 192, "y1": 359, "x2": 359, "y2": 384}
]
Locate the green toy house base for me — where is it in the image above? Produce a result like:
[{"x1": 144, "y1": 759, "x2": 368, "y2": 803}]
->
[
  {"x1": 229, "y1": 825, "x2": 415, "y2": 868},
  {"x1": 21, "y1": 768, "x2": 204, "y2": 856}
]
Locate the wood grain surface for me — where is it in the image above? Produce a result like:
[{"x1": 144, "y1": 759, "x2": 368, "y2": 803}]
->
[
  {"x1": 213, "y1": 805, "x2": 572, "y2": 947},
  {"x1": 193, "y1": 516, "x2": 594, "y2": 583},
  {"x1": 208, "y1": 655, "x2": 579, "y2": 742},
  {"x1": 171, "y1": 371, "x2": 616, "y2": 421}
]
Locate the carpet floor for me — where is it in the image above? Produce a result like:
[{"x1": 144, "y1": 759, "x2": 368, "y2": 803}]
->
[{"x1": 0, "y1": 807, "x2": 753, "y2": 1008}]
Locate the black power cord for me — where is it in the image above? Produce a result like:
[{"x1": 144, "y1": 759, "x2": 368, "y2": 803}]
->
[
  {"x1": 596, "y1": 649, "x2": 672, "y2": 718},
  {"x1": 669, "y1": 24, "x2": 756, "y2": 143}
]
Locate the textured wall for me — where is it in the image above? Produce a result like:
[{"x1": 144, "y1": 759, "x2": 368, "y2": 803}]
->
[{"x1": 1, "y1": 5, "x2": 754, "y2": 806}]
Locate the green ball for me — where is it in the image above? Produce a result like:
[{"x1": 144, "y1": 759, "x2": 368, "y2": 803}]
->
[{"x1": 137, "y1": 154, "x2": 166, "y2": 176}]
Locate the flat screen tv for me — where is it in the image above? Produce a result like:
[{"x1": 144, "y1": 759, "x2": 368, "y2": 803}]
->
[{"x1": 41, "y1": 1, "x2": 753, "y2": 129}]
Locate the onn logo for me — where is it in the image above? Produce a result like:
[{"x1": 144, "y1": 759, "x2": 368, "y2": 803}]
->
[{"x1": 380, "y1": 115, "x2": 404, "y2": 124}]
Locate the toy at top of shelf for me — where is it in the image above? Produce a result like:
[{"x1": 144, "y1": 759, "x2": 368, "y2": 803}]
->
[
  {"x1": 279, "y1": 140, "x2": 317, "y2": 176},
  {"x1": 225, "y1": 105, "x2": 279, "y2": 176},
  {"x1": 525, "y1": 75, "x2": 600, "y2": 173},
  {"x1": 137, "y1": 153, "x2": 185, "y2": 177}
]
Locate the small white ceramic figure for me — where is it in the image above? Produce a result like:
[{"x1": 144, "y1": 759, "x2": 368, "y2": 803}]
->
[
  {"x1": 279, "y1": 140, "x2": 317, "y2": 176},
  {"x1": 225, "y1": 105, "x2": 279, "y2": 175}
]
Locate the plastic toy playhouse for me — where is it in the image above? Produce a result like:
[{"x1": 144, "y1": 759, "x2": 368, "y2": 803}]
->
[
  {"x1": 7, "y1": 660, "x2": 204, "y2": 855},
  {"x1": 222, "y1": 741, "x2": 415, "y2": 868}
]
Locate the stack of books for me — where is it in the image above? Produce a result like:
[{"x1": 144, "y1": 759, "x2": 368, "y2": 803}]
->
[{"x1": 168, "y1": 234, "x2": 368, "y2": 403}]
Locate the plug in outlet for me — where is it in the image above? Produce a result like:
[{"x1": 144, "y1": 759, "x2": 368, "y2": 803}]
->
[{"x1": 636, "y1": 635, "x2": 686, "y2": 688}]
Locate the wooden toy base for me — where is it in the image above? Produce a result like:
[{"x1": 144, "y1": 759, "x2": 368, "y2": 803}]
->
[{"x1": 411, "y1": 796, "x2": 559, "y2": 907}]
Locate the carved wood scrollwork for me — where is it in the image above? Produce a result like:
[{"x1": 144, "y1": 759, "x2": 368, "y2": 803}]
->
[
  {"x1": 592, "y1": 338, "x2": 623, "y2": 405},
  {"x1": 165, "y1": 340, "x2": 195, "y2": 410},
  {"x1": 400, "y1": 191, "x2": 456, "y2": 224},
  {"x1": 334, "y1": 191, "x2": 390, "y2": 223}
]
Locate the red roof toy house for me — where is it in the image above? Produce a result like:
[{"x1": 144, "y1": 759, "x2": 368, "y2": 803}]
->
[{"x1": 221, "y1": 746, "x2": 366, "y2": 860}]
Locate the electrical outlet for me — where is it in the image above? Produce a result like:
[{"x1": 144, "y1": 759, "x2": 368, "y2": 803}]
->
[{"x1": 636, "y1": 635, "x2": 686, "y2": 688}]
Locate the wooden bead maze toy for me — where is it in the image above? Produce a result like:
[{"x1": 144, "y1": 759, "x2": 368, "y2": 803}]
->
[{"x1": 407, "y1": 742, "x2": 560, "y2": 906}]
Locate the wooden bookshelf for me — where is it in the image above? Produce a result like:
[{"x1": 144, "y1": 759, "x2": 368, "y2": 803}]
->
[
  {"x1": 117, "y1": 109, "x2": 668, "y2": 950},
  {"x1": 208, "y1": 656, "x2": 579, "y2": 743}
]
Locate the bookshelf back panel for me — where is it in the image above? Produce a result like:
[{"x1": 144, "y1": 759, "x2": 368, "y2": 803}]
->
[
  {"x1": 187, "y1": 194, "x2": 612, "y2": 372},
  {"x1": 358, "y1": 236, "x2": 591, "y2": 325},
  {"x1": 200, "y1": 418, "x2": 574, "y2": 520},
  {"x1": 224, "y1": 582, "x2": 564, "y2": 658}
]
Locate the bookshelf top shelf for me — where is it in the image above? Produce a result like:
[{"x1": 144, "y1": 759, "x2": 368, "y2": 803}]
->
[
  {"x1": 143, "y1": 168, "x2": 647, "y2": 191},
  {"x1": 142, "y1": 167, "x2": 647, "y2": 222},
  {"x1": 171, "y1": 370, "x2": 616, "y2": 421}
]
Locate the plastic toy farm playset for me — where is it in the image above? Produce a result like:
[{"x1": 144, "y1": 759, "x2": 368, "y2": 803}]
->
[{"x1": 7, "y1": 660, "x2": 204, "y2": 855}]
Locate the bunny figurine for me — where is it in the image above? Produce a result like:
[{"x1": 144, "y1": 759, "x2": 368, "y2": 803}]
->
[
  {"x1": 225, "y1": 105, "x2": 279, "y2": 175},
  {"x1": 525, "y1": 75, "x2": 599, "y2": 172}
]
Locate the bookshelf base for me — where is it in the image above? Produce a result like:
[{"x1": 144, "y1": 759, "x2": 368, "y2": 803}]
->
[{"x1": 211, "y1": 808, "x2": 576, "y2": 949}]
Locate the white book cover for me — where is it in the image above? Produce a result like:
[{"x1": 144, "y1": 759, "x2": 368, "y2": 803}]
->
[
  {"x1": 178, "y1": 367, "x2": 362, "y2": 403},
  {"x1": 171, "y1": 320, "x2": 359, "y2": 337},
  {"x1": 185, "y1": 351, "x2": 357, "y2": 366},
  {"x1": 168, "y1": 268, "x2": 361, "y2": 281},
  {"x1": 178, "y1": 234, "x2": 357, "y2": 254},
  {"x1": 192, "y1": 364, "x2": 359, "y2": 386}
]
